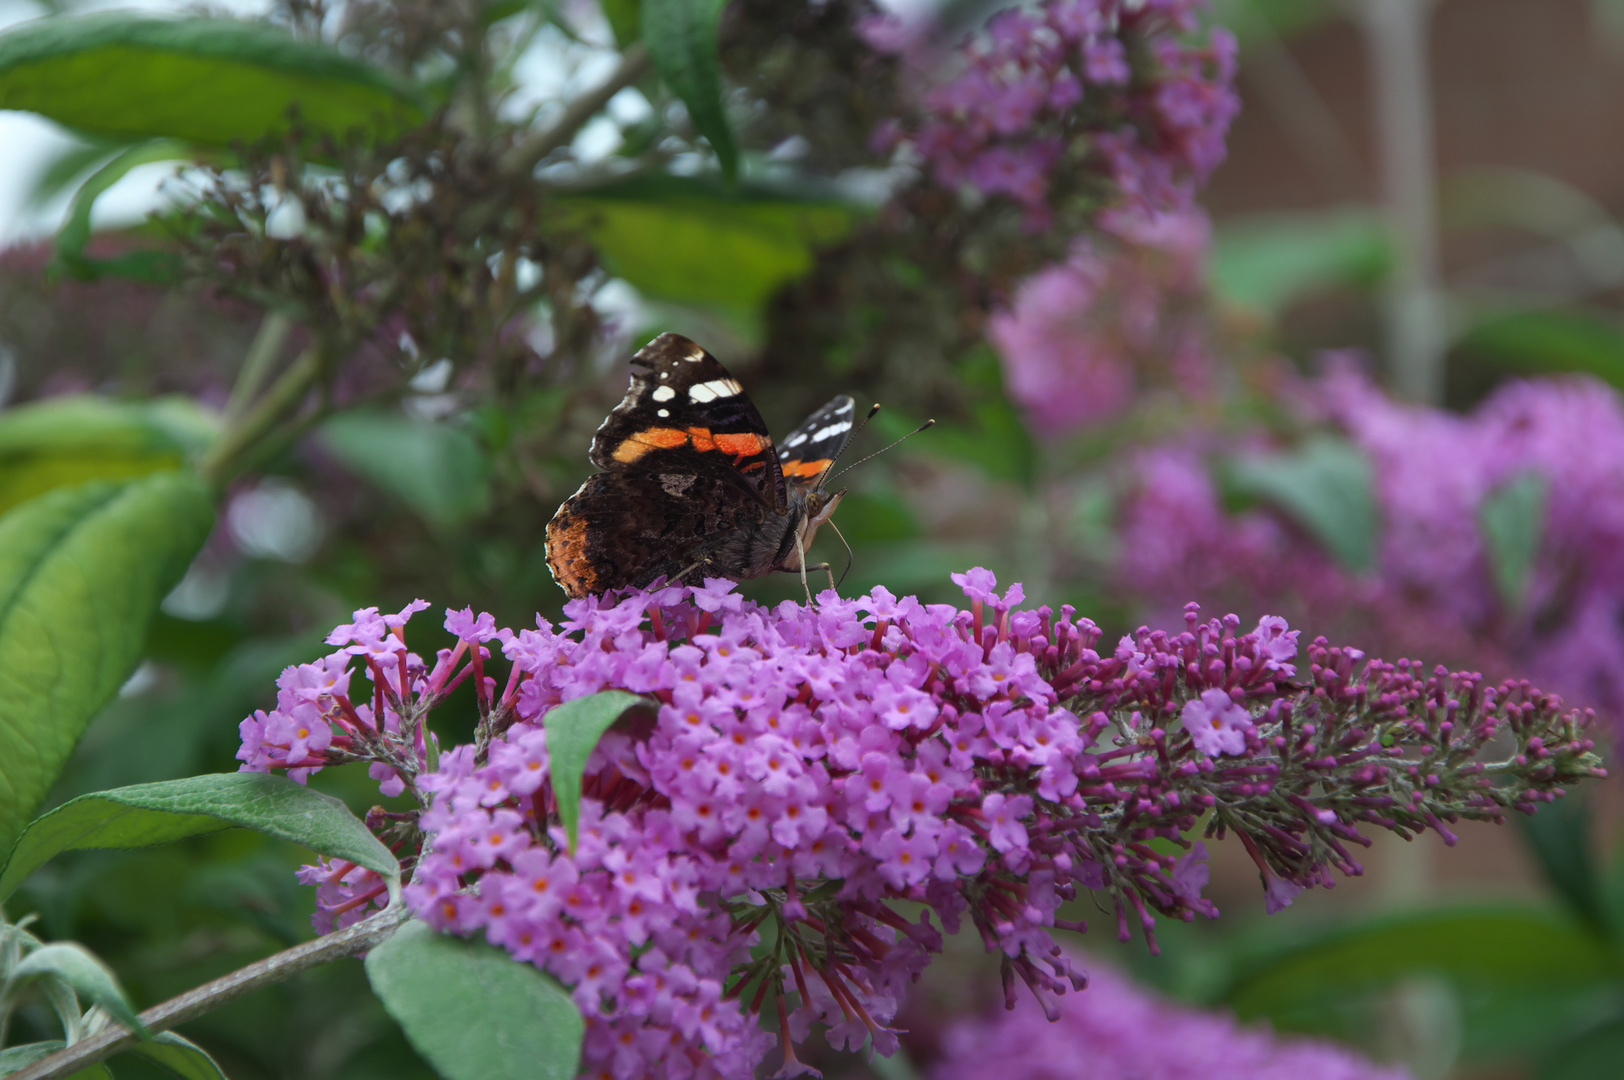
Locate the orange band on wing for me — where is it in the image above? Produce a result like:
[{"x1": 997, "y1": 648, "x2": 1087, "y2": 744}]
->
[
  {"x1": 713, "y1": 432, "x2": 766, "y2": 458},
  {"x1": 611, "y1": 427, "x2": 689, "y2": 463},
  {"x1": 782, "y1": 458, "x2": 832, "y2": 479}
]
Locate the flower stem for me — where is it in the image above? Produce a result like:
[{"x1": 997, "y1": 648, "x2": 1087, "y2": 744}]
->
[
  {"x1": 199, "y1": 344, "x2": 323, "y2": 490},
  {"x1": 7, "y1": 904, "x2": 409, "y2": 1080}
]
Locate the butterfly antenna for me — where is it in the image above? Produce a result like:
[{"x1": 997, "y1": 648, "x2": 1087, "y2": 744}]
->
[
  {"x1": 831, "y1": 417, "x2": 936, "y2": 481},
  {"x1": 816, "y1": 402, "x2": 882, "y2": 481},
  {"x1": 828, "y1": 518, "x2": 855, "y2": 588}
]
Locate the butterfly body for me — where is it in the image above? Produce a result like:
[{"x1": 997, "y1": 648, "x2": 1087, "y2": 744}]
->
[{"x1": 545, "y1": 333, "x2": 855, "y2": 598}]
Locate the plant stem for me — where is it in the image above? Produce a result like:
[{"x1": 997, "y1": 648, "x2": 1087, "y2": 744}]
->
[
  {"x1": 199, "y1": 344, "x2": 323, "y2": 490},
  {"x1": 1358, "y1": 0, "x2": 1447, "y2": 404},
  {"x1": 500, "y1": 43, "x2": 652, "y2": 180},
  {"x1": 8, "y1": 905, "x2": 411, "y2": 1080},
  {"x1": 224, "y1": 311, "x2": 294, "y2": 423}
]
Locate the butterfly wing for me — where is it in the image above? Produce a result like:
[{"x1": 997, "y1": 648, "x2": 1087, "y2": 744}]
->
[
  {"x1": 589, "y1": 332, "x2": 786, "y2": 511},
  {"x1": 778, "y1": 395, "x2": 857, "y2": 491},
  {"x1": 546, "y1": 471, "x2": 767, "y2": 597}
]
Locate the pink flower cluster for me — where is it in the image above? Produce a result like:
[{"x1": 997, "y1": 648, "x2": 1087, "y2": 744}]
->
[
  {"x1": 239, "y1": 572, "x2": 1601, "y2": 1079},
  {"x1": 988, "y1": 207, "x2": 1213, "y2": 435},
  {"x1": 1112, "y1": 363, "x2": 1624, "y2": 732},
  {"x1": 927, "y1": 955, "x2": 1410, "y2": 1080},
  {"x1": 871, "y1": 0, "x2": 1238, "y2": 226}
]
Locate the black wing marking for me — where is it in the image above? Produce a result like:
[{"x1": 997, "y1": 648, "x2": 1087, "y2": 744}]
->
[
  {"x1": 778, "y1": 395, "x2": 856, "y2": 491},
  {"x1": 589, "y1": 333, "x2": 785, "y2": 511}
]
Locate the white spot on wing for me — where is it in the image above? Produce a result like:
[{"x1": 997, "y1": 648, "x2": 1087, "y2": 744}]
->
[
  {"x1": 810, "y1": 421, "x2": 852, "y2": 443},
  {"x1": 657, "y1": 408, "x2": 669, "y2": 418},
  {"x1": 784, "y1": 432, "x2": 809, "y2": 448},
  {"x1": 688, "y1": 378, "x2": 743, "y2": 403},
  {"x1": 684, "y1": 346, "x2": 705, "y2": 362},
  {"x1": 652, "y1": 385, "x2": 676, "y2": 402}
]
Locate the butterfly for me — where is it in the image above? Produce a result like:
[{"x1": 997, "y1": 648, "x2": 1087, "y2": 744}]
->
[{"x1": 545, "y1": 332, "x2": 860, "y2": 599}]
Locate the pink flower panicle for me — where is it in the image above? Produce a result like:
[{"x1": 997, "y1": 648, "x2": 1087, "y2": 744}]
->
[
  {"x1": 928, "y1": 955, "x2": 1412, "y2": 1080},
  {"x1": 988, "y1": 206, "x2": 1213, "y2": 435},
  {"x1": 881, "y1": 0, "x2": 1239, "y2": 227},
  {"x1": 1115, "y1": 366, "x2": 1624, "y2": 737},
  {"x1": 239, "y1": 574, "x2": 1603, "y2": 1079}
]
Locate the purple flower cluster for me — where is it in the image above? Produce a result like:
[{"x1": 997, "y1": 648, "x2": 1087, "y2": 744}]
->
[
  {"x1": 988, "y1": 208, "x2": 1213, "y2": 436},
  {"x1": 1112, "y1": 363, "x2": 1624, "y2": 732},
  {"x1": 870, "y1": 0, "x2": 1238, "y2": 226},
  {"x1": 927, "y1": 956, "x2": 1410, "y2": 1080},
  {"x1": 239, "y1": 572, "x2": 1601, "y2": 1078}
]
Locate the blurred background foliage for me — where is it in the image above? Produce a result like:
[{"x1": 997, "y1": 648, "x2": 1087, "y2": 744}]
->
[{"x1": 4, "y1": 0, "x2": 1624, "y2": 1078}]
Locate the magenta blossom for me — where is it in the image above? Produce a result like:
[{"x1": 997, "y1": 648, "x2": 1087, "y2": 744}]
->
[
  {"x1": 928, "y1": 955, "x2": 1410, "y2": 1080},
  {"x1": 240, "y1": 574, "x2": 1601, "y2": 1079},
  {"x1": 884, "y1": 0, "x2": 1239, "y2": 227}
]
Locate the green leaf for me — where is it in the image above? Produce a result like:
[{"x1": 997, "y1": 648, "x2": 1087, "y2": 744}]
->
[
  {"x1": 52, "y1": 138, "x2": 195, "y2": 281},
  {"x1": 0, "y1": 396, "x2": 218, "y2": 519},
  {"x1": 1219, "y1": 905, "x2": 1614, "y2": 1028},
  {"x1": 0, "y1": 773, "x2": 399, "y2": 902},
  {"x1": 0, "y1": 13, "x2": 426, "y2": 147},
  {"x1": 1479, "y1": 471, "x2": 1548, "y2": 611},
  {"x1": 1211, "y1": 205, "x2": 1391, "y2": 317},
  {"x1": 642, "y1": 0, "x2": 735, "y2": 180},
  {"x1": 1460, "y1": 309, "x2": 1624, "y2": 390},
  {"x1": 0, "y1": 1043, "x2": 112, "y2": 1078},
  {"x1": 0, "y1": 472, "x2": 215, "y2": 859},
  {"x1": 126, "y1": 1031, "x2": 231, "y2": 1080},
  {"x1": 561, "y1": 175, "x2": 854, "y2": 312},
  {"x1": 543, "y1": 691, "x2": 652, "y2": 851},
  {"x1": 21, "y1": 135, "x2": 125, "y2": 210},
  {"x1": 1518, "y1": 789, "x2": 1609, "y2": 937},
  {"x1": 318, "y1": 412, "x2": 492, "y2": 531},
  {"x1": 1222, "y1": 436, "x2": 1378, "y2": 574},
  {"x1": 0, "y1": 1042, "x2": 66, "y2": 1074},
  {"x1": 1542, "y1": 1014, "x2": 1624, "y2": 1080},
  {"x1": 365, "y1": 920, "x2": 583, "y2": 1080},
  {"x1": 603, "y1": 0, "x2": 641, "y2": 46},
  {"x1": 11, "y1": 942, "x2": 148, "y2": 1037}
]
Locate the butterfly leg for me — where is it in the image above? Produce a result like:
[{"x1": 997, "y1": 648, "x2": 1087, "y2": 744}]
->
[{"x1": 672, "y1": 555, "x2": 713, "y2": 587}]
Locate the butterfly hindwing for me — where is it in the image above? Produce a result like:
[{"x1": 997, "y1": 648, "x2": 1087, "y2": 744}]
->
[
  {"x1": 778, "y1": 395, "x2": 857, "y2": 490},
  {"x1": 589, "y1": 332, "x2": 785, "y2": 510}
]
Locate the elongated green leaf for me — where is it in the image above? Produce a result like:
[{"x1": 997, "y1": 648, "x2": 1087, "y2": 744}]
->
[
  {"x1": 319, "y1": 412, "x2": 492, "y2": 531},
  {"x1": 0, "y1": 396, "x2": 218, "y2": 519},
  {"x1": 603, "y1": 0, "x2": 642, "y2": 46},
  {"x1": 53, "y1": 138, "x2": 194, "y2": 281},
  {"x1": 1480, "y1": 471, "x2": 1548, "y2": 612},
  {"x1": 641, "y1": 0, "x2": 735, "y2": 179},
  {"x1": 0, "y1": 12, "x2": 426, "y2": 147},
  {"x1": 0, "y1": 773, "x2": 398, "y2": 901},
  {"x1": 365, "y1": 920, "x2": 583, "y2": 1080},
  {"x1": 12, "y1": 942, "x2": 148, "y2": 1037},
  {"x1": 561, "y1": 175, "x2": 854, "y2": 311},
  {"x1": 1542, "y1": 1014, "x2": 1624, "y2": 1080},
  {"x1": 0, "y1": 474, "x2": 215, "y2": 858},
  {"x1": 1212, "y1": 205, "x2": 1390, "y2": 317},
  {"x1": 1518, "y1": 789, "x2": 1608, "y2": 937},
  {"x1": 1461, "y1": 309, "x2": 1624, "y2": 389},
  {"x1": 0, "y1": 1042, "x2": 65, "y2": 1074},
  {"x1": 1223, "y1": 436, "x2": 1378, "y2": 574},
  {"x1": 1220, "y1": 905, "x2": 1613, "y2": 1026},
  {"x1": 0, "y1": 1043, "x2": 111, "y2": 1078},
  {"x1": 542, "y1": 691, "x2": 652, "y2": 850},
  {"x1": 127, "y1": 1031, "x2": 230, "y2": 1080}
]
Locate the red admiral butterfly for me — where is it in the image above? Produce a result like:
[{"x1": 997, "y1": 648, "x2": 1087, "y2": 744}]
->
[{"x1": 546, "y1": 333, "x2": 862, "y2": 599}]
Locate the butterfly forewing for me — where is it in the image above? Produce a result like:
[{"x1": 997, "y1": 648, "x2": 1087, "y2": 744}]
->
[
  {"x1": 589, "y1": 333, "x2": 785, "y2": 510},
  {"x1": 778, "y1": 395, "x2": 857, "y2": 491}
]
